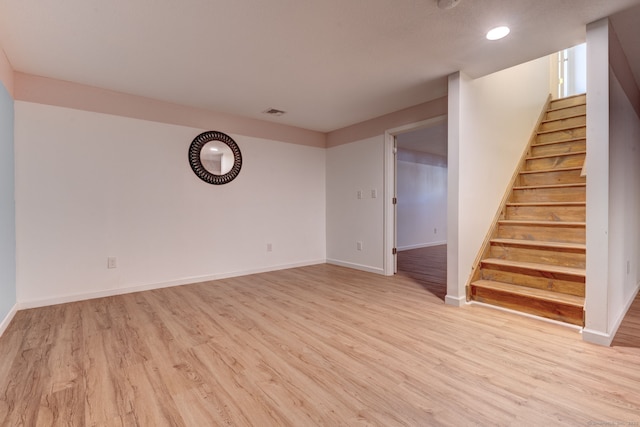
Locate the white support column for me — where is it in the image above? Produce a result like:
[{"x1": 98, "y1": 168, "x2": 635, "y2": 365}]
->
[
  {"x1": 445, "y1": 71, "x2": 464, "y2": 306},
  {"x1": 583, "y1": 18, "x2": 611, "y2": 345}
]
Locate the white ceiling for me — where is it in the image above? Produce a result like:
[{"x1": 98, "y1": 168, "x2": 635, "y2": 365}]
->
[{"x1": 0, "y1": 0, "x2": 639, "y2": 132}]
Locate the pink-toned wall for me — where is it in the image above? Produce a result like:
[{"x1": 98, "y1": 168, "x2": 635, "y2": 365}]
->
[
  {"x1": 326, "y1": 97, "x2": 447, "y2": 147},
  {"x1": 14, "y1": 73, "x2": 325, "y2": 147}
]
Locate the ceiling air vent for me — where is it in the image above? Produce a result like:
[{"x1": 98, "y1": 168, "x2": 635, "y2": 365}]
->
[
  {"x1": 437, "y1": 0, "x2": 460, "y2": 9},
  {"x1": 262, "y1": 108, "x2": 286, "y2": 117}
]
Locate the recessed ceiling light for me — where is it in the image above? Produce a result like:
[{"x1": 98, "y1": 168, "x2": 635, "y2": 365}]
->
[{"x1": 486, "y1": 26, "x2": 510, "y2": 40}]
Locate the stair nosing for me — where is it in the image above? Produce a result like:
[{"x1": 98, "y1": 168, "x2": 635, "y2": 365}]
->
[
  {"x1": 526, "y1": 151, "x2": 586, "y2": 161},
  {"x1": 541, "y1": 113, "x2": 586, "y2": 124},
  {"x1": 498, "y1": 219, "x2": 585, "y2": 227},
  {"x1": 520, "y1": 166, "x2": 583, "y2": 175},
  {"x1": 531, "y1": 137, "x2": 586, "y2": 147},
  {"x1": 547, "y1": 104, "x2": 587, "y2": 113},
  {"x1": 512, "y1": 182, "x2": 586, "y2": 190},
  {"x1": 506, "y1": 201, "x2": 586, "y2": 207},
  {"x1": 537, "y1": 125, "x2": 586, "y2": 135},
  {"x1": 490, "y1": 238, "x2": 586, "y2": 251},
  {"x1": 480, "y1": 258, "x2": 586, "y2": 277},
  {"x1": 471, "y1": 279, "x2": 585, "y2": 306}
]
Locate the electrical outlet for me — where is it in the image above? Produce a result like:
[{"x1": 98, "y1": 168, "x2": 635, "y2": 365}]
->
[
  {"x1": 107, "y1": 257, "x2": 117, "y2": 269},
  {"x1": 434, "y1": 228, "x2": 437, "y2": 234},
  {"x1": 357, "y1": 241, "x2": 363, "y2": 251},
  {"x1": 357, "y1": 190, "x2": 363, "y2": 200},
  {"x1": 267, "y1": 243, "x2": 273, "y2": 252},
  {"x1": 371, "y1": 189, "x2": 377, "y2": 198}
]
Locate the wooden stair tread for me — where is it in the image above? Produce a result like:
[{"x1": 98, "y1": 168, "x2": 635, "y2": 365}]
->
[
  {"x1": 548, "y1": 102, "x2": 586, "y2": 110},
  {"x1": 541, "y1": 113, "x2": 585, "y2": 124},
  {"x1": 531, "y1": 137, "x2": 585, "y2": 147},
  {"x1": 547, "y1": 105, "x2": 587, "y2": 114},
  {"x1": 537, "y1": 125, "x2": 586, "y2": 135},
  {"x1": 520, "y1": 166, "x2": 583, "y2": 175},
  {"x1": 490, "y1": 238, "x2": 586, "y2": 251},
  {"x1": 526, "y1": 151, "x2": 586, "y2": 161},
  {"x1": 471, "y1": 280, "x2": 585, "y2": 307},
  {"x1": 506, "y1": 201, "x2": 585, "y2": 207},
  {"x1": 513, "y1": 182, "x2": 586, "y2": 190},
  {"x1": 548, "y1": 94, "x2": 586, "y2": 109},
  {"x1": 481, "y1": 258, "x2": 585, "y2": 277},
  {"x1": 498, "y1": 219, "x2": 585, "y2": 227}
]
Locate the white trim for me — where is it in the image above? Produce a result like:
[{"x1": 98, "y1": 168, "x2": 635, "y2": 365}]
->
[
  {"x1": 383, "y1": 115, "x2": 448, "y2": 276},
  {"x1": 326, "y1": 259, "x2": 385, "y2": 275},
  {"x1": 583, "y1": 283, "x2": 640, "y2": 346},
  {"x1": 446, "y1": 71, "x2": 462, "y2": 302},
  {"x1": 383, "y1": 131, "x2": 395, "y2": 276},
  {"x1": 444, "y1": 294, "x2": 466, "y2": 307},
  {"x1": 0, "y1": 304, "x2": 18, "y2": 338},
  {"x1": 581, "y1": 328, "x2": 612, "y2": 346},
  {"x1": 17, "y1": 259, "x2": 326, "y2": 310},
  {"x1": 398, "y1": 241, "x2": 447, "y2": 251}
]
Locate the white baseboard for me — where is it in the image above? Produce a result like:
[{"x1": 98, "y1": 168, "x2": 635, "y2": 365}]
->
[
  {"x1": 583, "y1": 283, "x2": 640, "y2": 346},
  {"x1": 398, "y1": 241, "x2": 447, "y2": 251},
  {"x1": 326, "y1": 259, "x2": 385, "y2": 275},
  {"x1": 0, "y1": 303, "x2": 18, "y2": 338},
  {"x1": 18, "y1": 259, "x2": 326, "y2": 310},
  {"x1": 581, "y1": 328, "x2": 612, "y2": 346},
  {"x1": 445, "y1": 294, "x2": 466, "y2": 307}
]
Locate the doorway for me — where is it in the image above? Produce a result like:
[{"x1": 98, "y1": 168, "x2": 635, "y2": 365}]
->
[{"x1": 384, "y1": 116, "x2": 448, "y2": 298}]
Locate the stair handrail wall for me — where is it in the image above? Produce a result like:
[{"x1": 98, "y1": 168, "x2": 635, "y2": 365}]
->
[{"x1": 464, "y1": 94, "x2": 554, "y2": 299}]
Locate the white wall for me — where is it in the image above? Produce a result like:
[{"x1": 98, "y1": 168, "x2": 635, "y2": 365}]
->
[
  {"x1": 608, "y1": 72, "x2": 640, "y2": 333},
  {"x1": 326, "y1": 135, "x2": 385, "y2": 273},
  {"x1": 15, "y1": 102, "x2": 326, "y2": 306},
  {"x1": 447, "y1": 57, "x2": 551, "y2": 302},
  {"x1": 584, "y1": 19, "x2": 611, "y2": 342},
  {"x1": 0, "y1": 82, "x2": 16, "y2": 331},
  {"x1": 396, "y1": 150, "x2": 447, "y2": 250}
]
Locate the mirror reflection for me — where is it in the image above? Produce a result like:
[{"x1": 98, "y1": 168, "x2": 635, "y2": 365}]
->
[{"x1": 200, "y1": 141, "x2": 234, "y2": 175}]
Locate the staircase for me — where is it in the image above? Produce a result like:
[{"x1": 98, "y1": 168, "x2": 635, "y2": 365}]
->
[{"x1": 468, "y1": 94, "x2": 587, "y2": 326}]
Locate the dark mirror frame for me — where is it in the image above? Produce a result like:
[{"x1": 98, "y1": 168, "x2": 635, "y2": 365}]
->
[{"x1": 188, "y1": 131, "x2": 242, "y2": 185}]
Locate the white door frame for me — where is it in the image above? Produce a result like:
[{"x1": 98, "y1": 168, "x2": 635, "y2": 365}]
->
[{"x1": 383, "y1": 115, "x2": 448, "y2": 276}]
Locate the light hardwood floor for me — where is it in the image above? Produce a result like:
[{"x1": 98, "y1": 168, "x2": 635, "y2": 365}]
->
[{"x1": 1, "y1": 256, "x2": 640, "y2": 425}]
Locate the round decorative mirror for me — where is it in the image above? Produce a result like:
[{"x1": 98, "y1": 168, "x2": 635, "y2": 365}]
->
[{"x1": 188, "y1": 131, "x2": 242, "y2": 184}]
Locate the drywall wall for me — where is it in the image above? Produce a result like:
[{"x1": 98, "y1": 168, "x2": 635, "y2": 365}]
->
[
  {"x1": 584, "y1": 18, "x2": 611, "y2": 343},
  {"x1": 584, "y1": 17, "x2": 640, "y2": 346},
  {"x1": 0, "y1": 81, "x2": 16, "y2": 330},
  {"x1": 447, "y1": 57, "x2": 551, "y2": 302},
  {"x1": 326, "y1": 135, "x2": 385, "y2": 273},
  {"x1": 608, "y1": 71, "x2": 640, "y2": 334},
  {"x1": 396, "y1": 150, "x2": 447, "y2": 250},
  {"x1": 14, "y1": 102, "x2": 326, "y2": 306}
]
